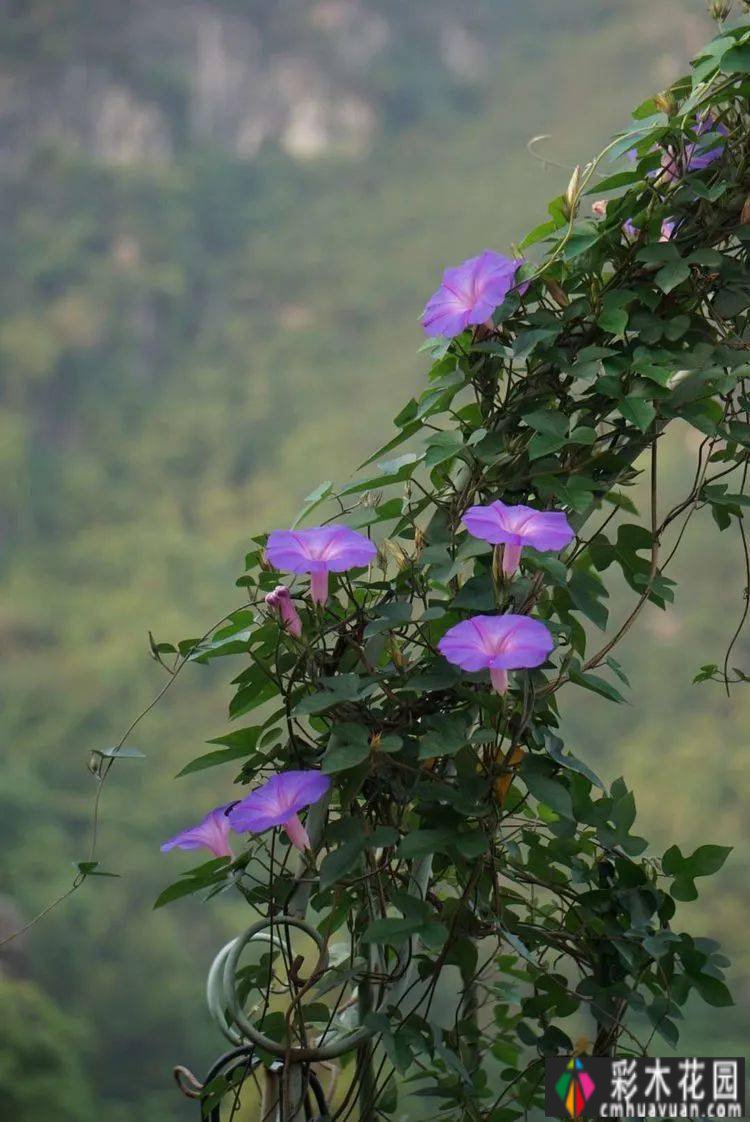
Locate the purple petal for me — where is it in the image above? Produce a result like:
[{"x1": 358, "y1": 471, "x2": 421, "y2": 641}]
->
[
  {"x1": 439, "y1": 614, "x2": 554, "y2": 674},
  {"x1": 229, "y1": 770, "x2": 331, "y2": 834},
  {"x1": 266, "y1": 526, "x2": 375, "y2": 575},
  {"x1": 421, "y1": 290, "x2": 473, "y2": 338},
  {"x1": 161, "y1": 804, "x2": 234, "y2": 859},
  {"x1": 437, "y1": 617, "x2": 496, "y2": 672},
  {"x1": 463, "y1": 502, "x2": 523, "y2": 547},
  {"x1": 422, "y1": 251, "x2": 524, "y2": 338},
  {"x1": 463, "y1": 501, "x2": 574, "y2": 555}
]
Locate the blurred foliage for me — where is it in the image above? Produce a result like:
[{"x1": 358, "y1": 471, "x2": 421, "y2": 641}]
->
[
  {"x1": 0, "y1": 1, "x2": 747, "y2": 1119},
  {"x1": 0, "y1": 978, "x2": 95, "y2": 1121}
]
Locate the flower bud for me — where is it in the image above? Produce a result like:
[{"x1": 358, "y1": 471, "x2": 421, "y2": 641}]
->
[
  {"x1": 707, "y1": 0, "x2": 732, "y2": 18},
  {"x1": 562, "y1": 165, "x2": 582, "y2": 220},
  {"x1": 741, "y1": 195, "x2": 750, "y2": 226},
  {"x1": 265, "y1": 585, "x2": 303, "y2": 638},
  {"x1": 591, "y1": 199, "x2": 607, "y2": 219}
]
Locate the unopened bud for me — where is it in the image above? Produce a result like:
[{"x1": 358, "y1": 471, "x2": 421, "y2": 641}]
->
[
  {"x1": 562, "y1": 165, "x2": 582, "y2": 220},
  {"x1": 707, "y1": 0, "x2": 732, "y2": 18},
  {"x1": 259, "y1": 550, "x2": 273, "y2": 572},
  {"x1": 591, "y1": 199, "x2": 607, "y2": 219},
  {"x1": 654, "y1": 89, "x2": 678, "y2": 117},
  {"x1": 740, "y1": 195, "x2": 750, "y2": 226},
  {"x1": 413, "y1": 527, "x2": 427, "y2": 557},
  {"x1": 388, "y1": 636, "x2": 406, "y2": 669}
]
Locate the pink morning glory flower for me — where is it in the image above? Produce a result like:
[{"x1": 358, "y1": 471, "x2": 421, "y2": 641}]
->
[
  {"x1": 266, "y1": 526, "x2": 377, "y2": 606},
  {"x1": 463, "y1": 500, "x2": 574, "y2": 577},
  {"x1": 438, "y1": 614, "x2": 554, "y2": 695},
  {"x1": 161, "y1": 805, "x2": 234, "y2": 860},
  {"x1": 228, "y1": 770, "x2": 331, "y2": 852},
  {"x1": 265, "y1": 584, "x2": 303, "y2": 638},
  {"x1": 422, "y1": 250, "x2": 525, "y2": 338}
]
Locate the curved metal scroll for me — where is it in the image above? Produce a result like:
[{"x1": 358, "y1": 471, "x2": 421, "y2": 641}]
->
[{"x1": 207, "y1": 913, "x2": 371, "y2": 1061}]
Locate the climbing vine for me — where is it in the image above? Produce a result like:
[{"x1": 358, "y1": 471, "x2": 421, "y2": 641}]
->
[{"x1": 102, "y1": 15, "x2": 750, "y2": 1122}]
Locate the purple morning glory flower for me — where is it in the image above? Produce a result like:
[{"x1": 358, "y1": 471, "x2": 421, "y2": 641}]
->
[
  {"x1": 659, "y1": 113, "x2": 727, "y2": 181},
  {"x1": 228, "y1": 770, "x2": 331, "y2": 852},
  {"x1": 463, "y1": 500, "x2": 574, "y2": 577},
  {"x1": 660, "y1": 218, "x2": 677, "y2": 242},
  {"x1": 161, "y1": 805, "x2": 234, "y2": 859},
  {"x1": 265, "y1": 584, "x2": 303, "y2": 638},
  {"x1": 266, "y1": 526, "x2": 377, "y2": 606},
  {"x1": 438, "y1": 614, "x2": 554, "y2": 695},
  {"x1": 422, "y1": 250, "x2": 525, "y2": 338},
  {"x1": 684, "y1": 112, "x2": 727, "y2": 172},
  {"x1": 622, "y1": 218, "x2": 639, "y2": 241}
]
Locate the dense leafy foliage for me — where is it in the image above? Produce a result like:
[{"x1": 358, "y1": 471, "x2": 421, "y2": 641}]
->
[{"x1": 136, "y1": 18, "x2": 750, "y2": 1121}]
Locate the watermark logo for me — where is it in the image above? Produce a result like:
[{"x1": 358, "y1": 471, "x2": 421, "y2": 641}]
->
[
  {"x1": 555, "y1": 1058, "x2": 596, "y2": 1117},
  {"x1": 545, "y1": 1056, "x2": 745, "y2": 1118}
]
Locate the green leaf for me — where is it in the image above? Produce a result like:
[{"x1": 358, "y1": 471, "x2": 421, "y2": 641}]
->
[
  {"x1": 520, "y1": 757, "x2": 573, "y2": 819},
  {"x1": 418, "y1": 712, "x2": 470, "y2": 759},
  {"x1": 519, "y1": 219, "x2": 558, "y2": 250},
  {"x1": 569, "y1": 667, "x2": 627, "y2": 704},
  {"x1": 544, "y1": 737, "x2": 604, "y2": 789},
  {"x1": 655, "y1": 260, "x2": 690, "y2": 294},
  {"x1": 692, "y1": 975, "x2": 734, "y2": 1008},
  {"x1": 424, "y1": 430, "x2": 465, "y2": 469},
  {"x1": 322, "y1": 722, "x2": 371, "y2": 774},
  {"x1": 399, "y1": 830, "x2": 453, "y2": 858},
  {"x1": 362, "y1": 916, "x2": 426, "y2": 946},
  {"x1": 319, "y1": 838, "x2": 365, "y2": 889},
  {"x1": 75, "y1": 861, "x2": 120, "y2": 878},
  {"x1": 176, "y1": 743, "x2": 256, "y2": 778},
  {"x1": 229, "y1": 679, "x2": 278, "y2": 719},
  {"x1": 153, "y1": 862, "x2": 231, "y2": 909},
  {"x1": 340, "y1": 453, "x2": 422, "y2": 496},
  {"x1": 686, "y1": 844, "x2": 733, "y2": 877},
  {"x1": 619, "y1": 396, "x2": 655, "y2": 432},
  {"x1": 720, "y1": 43, "x2": 750, "y2": 73},
  {"x1": 291, "y1": 480, "x2": 333, "y2": 529},
  {"x1": 597, "y1": 306, "x2": 628, "y2": 336}
]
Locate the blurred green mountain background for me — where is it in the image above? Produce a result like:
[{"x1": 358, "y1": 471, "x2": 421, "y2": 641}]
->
[{"x1": 0, "y1": 2, "x2": 747, "y2": 1119}]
